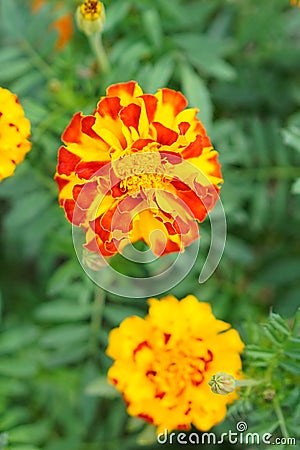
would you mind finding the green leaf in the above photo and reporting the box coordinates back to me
[279,360,300,375]
[0,358,38,378]
[47,261,80,296]
[173,33,235,80]
[142,55,175,93]
[245,346,274,361]
[35,300,92,323]
[0,326,39,355]
[8,421,50,445]
[180,64,213,130]
[142,9,163,48]
[282,125,300,152]
[40,324,90,349]
[46,345,89,367]
[85,377,120,399]
[105,0,131,32]
[0,59,32,83]
[292,178,300,194]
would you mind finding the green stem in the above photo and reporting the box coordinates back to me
[235,379,264,388]
[273,397,289,439]
[89,287,105,355]
[88,33,110,73]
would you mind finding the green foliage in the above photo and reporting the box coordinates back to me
[0,0,300,449]
[228,311,300,448]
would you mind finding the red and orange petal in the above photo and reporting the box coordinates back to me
[55,81,223,258]
[0,87,31,182]
[106,295,244,433]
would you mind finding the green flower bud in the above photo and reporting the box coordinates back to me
[208,372,236,395]
[76,0,106,36]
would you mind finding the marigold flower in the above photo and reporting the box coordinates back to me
[0,87,31,182]
[31,0,74,50]
[106,295,244,433]
[55,81,223,258]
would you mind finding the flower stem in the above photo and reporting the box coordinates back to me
[273,397,289,439]
[235,379,264,388]
[88,33,110,73]
[89,287,105,355]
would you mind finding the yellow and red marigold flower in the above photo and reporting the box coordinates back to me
[0,87,31,182]
[106,295,244,433]
[55,81,223,258]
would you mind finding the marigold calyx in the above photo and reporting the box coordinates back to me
[208,372,236,395]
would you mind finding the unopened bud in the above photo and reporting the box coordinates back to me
[208,372,236,395]
[76,0,106,36]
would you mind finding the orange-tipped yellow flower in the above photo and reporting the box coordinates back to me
[55,81,223,258]
[106,295,244,433]
[0,87,31,182]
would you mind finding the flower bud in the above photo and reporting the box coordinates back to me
[208,372,236,395]
[76,0,105,36]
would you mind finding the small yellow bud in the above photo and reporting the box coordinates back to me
[76,0,106,36]
[208,372,236,395]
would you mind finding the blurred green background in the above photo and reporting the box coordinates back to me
[0,0,300,449]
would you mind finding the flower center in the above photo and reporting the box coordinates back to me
[146,339,214,399]
[114,152,169,195]
[80,0,103,20]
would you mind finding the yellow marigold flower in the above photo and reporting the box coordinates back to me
[55,81,222,258]
[106,295,244,433]
[76,0,106,36]
[0,87,31,182]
